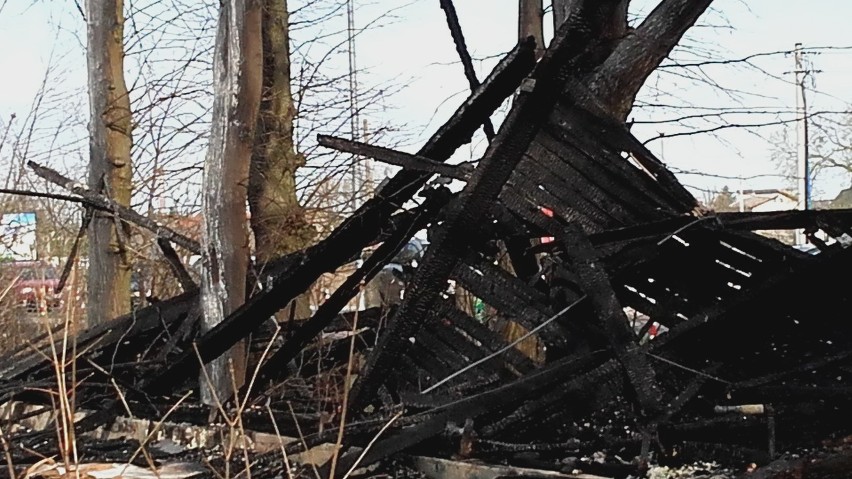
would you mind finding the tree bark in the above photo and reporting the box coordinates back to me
[552,0,712,121]
[249,1,314,265]
[85,0,133,326]
[519,0,544,59]
[249,0,315,319]
[200,0,262,405]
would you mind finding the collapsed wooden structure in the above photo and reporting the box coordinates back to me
[4,11,852,479]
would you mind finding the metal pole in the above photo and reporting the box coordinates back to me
[347,0,360,212]
[794,43,810,245]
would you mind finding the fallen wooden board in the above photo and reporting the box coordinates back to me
[409,456,610,479]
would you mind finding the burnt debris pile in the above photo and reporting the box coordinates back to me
[4,14,852,479]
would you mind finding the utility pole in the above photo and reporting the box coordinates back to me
[793,43,811,245]
[346,0,360,213]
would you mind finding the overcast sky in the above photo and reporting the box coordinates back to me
[1,0,851,205]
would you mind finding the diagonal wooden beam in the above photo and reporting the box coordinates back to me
[28,161,202,254]
[317,135,473,180]
[438,0,497,140]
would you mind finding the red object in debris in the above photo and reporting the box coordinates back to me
[540,207,555,244]
[648,321,660,339]
[0,261,62,313]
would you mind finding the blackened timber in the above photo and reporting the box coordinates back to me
[527,135,663,224]
[438,0,496,140]
[28,161,202,254]
[550,218,662,414]
[451,257,571,350]
[349,17,609,413]
[414,329,472,374]
[157,238,197,292]
[557,100,698,211]
[0,291,196,381]
[537,120,677,218]
[515,149,630,227]
[590,209,852,247]
[653,362,722,424]
[443,304,537,374]
[331,350,609,477]
[503,237,539,282]
[317,135,473,181]
[500,176,592,230]
[428,321,506,376]
[141,44,535,394]
[251,188,450,387]
[652,241,852,352]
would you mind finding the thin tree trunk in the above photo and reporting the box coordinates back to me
[249,0,315,318]
[200,0,262,405]
[85,0,133,327]
[519,0,544,59]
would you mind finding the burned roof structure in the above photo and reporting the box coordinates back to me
[4,3,852,479]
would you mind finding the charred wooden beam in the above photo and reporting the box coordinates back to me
[157,238,197,292]
[349,15,599,412]
[251,187,451,387]
[550,218,662,414]
[142,43,536,395]
[438,0,496,140]
[0,291,196,382]
[329,350,606,478]
[443,303,537,374]
[591,208,852,246]
[317,135,473,180]
[27,161,201,254]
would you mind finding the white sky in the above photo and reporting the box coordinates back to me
[1,0,851,206]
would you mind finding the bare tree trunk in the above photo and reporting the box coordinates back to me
[519,0,544,59]
[552,0,711,121]
[249,0,315,319]
[200,0,262,405]
[85,0,133,327]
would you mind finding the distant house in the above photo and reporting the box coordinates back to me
[725,189,799,245]
[830,187,852,209]
[728,189,798,213]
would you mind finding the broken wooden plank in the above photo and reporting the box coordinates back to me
[317,135,473,181]
[28,161,201,254]
[409,456,609,479]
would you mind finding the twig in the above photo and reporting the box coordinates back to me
[340,411,403,479]
[0,423,16,479]
[287,401,321,479]
[265,401,295,479]
[422,296,587,394]
[121,390,193,472]
[56,209,92,294]
[328,289,361,479]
